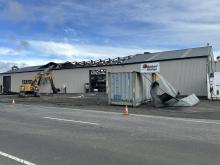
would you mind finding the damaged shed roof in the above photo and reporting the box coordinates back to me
[1,46,212,74]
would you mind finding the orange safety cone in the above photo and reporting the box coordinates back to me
[12,99,15,105]
[123,105,129,115]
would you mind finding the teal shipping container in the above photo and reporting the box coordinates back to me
[107,72,151,107]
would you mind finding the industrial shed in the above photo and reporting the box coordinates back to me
[0,46,214,97]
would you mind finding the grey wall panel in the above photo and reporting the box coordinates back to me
[214,61,220,72]
[0,75,3,86]
[159,58,207,96]
[52,68,89,93]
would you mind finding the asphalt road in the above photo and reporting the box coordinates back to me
[0,103,220,165]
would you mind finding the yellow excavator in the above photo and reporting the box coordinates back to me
[19,64,60,97]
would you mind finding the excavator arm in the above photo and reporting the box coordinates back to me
[48,75,60,94]
[34,66,60,94]
[19,63,60,97]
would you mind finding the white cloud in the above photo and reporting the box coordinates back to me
[0,61,27,73]
[0,58,66,73]
[1,0,220,59]
[0,47,13,55]
[1,0,220,45]
[0,47,21,55]
[29,41,76,58]
[1,0,220,31]
[0,39,160,73]
[28,40,158,61]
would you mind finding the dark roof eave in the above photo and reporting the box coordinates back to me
[0,69,44,75]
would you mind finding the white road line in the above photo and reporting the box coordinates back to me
[0,150,36,165]
[10,104,220,125]
[42,106,220,125]
[43,117,99,126]
[131,114,220,125]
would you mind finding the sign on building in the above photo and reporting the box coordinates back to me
[140,62,160,73]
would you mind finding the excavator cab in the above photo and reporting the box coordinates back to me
[19,80,40,97]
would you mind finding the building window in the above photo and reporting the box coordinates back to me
[89,69,106,92]
[22,80,32,84]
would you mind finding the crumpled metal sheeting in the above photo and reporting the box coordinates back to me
[150,73,200,107]
[172,94,200,107]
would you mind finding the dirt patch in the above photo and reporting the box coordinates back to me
[0,93,108,106]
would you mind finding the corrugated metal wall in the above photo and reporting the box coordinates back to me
[53,68,89,93]
[159,58,207,96]
[214,61,220,72]
[0,57,208,96]
[52,64,141,93]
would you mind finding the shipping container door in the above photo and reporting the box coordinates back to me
[3,76,11,93]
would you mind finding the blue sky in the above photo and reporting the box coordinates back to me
[0,0,220,72]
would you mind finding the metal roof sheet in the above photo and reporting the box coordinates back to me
[124,46,211,64]
[2,65,44,74]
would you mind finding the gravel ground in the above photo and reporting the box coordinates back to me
[0,93,220,120]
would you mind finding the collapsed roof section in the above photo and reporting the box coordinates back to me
[41,56,133,70]
[1,56,132,74]
[1,46,212,74]
[39,62,62,69]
